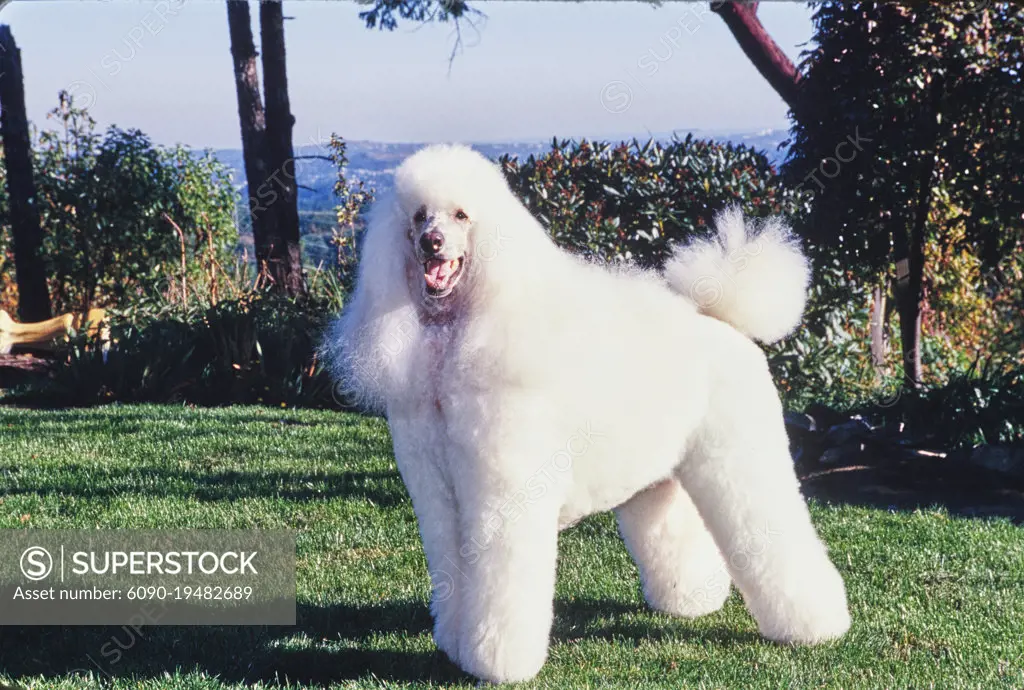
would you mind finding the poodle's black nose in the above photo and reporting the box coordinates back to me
[420,230,444,256]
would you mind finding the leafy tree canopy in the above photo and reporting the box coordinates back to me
[357,0,478,30]
[785,1,1024,270]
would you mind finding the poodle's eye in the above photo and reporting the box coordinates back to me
[454,209,468,221]
[413,207,427,224]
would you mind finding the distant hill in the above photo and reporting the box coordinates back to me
[215,129,789,212]
[214,140,557,216]
[214,129,790,266]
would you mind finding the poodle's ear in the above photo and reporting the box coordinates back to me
[348,195,411,316]
[322,194,419,413]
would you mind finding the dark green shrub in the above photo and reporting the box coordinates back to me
[18,292,339,409]
[0,91,239,315]
[500,136,804,267]
[859,358,1024,449]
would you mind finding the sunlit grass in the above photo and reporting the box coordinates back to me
[0,404,1022,688]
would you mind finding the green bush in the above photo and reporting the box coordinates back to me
[858,358,1024,449]
[500,136,804,267]
[18,292,340,409]
[0,91,239,315]
[766,260,879,410]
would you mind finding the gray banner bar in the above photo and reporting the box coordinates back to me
[0,530,296,625]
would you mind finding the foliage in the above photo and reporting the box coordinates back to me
[357,0,478,30]
[159,144,241,305]
[327,134,375,293]
[768,240,1024,413]
[857,357,1024,449]
[767,260,878,410]
[19,291,340,409]
[0,146,13,315]
[787,1,1024,267]
[784,2,1024,382]
[0,92,239,314]
[501,136,805,268]
[923,208,1024,368]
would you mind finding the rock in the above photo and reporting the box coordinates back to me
[823,416,873,448]
[965,445,1024,481]
[785,412,821,464]
[818,442,866,466]
[804,403,847,430]
[785,411,817,434]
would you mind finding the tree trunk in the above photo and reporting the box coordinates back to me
[0,25,51,323]
[260,0,305,296]
[711,2,803,117]
[892,255,922,389]
[894,74,943,390]
[227,0,303,296]
[893,158,934,390]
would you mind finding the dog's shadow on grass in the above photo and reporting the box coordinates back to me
[0,598,754,686]
[0,601,454,686]
[552,598,760,647]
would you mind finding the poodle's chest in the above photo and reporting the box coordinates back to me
[417,329,458,378]
[410,326,492,385]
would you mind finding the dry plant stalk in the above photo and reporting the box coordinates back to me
[161,212,188,306]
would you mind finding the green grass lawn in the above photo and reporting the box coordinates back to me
[1,404,1023,689]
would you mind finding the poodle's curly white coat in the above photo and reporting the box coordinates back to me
[324,145,850,683]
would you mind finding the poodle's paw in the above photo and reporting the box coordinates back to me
[433,615,460,664]
[430,582,461,663]
[644,573,731,619]
[457,617,550,684]
[753,562,851,645]
[641,555,731,619]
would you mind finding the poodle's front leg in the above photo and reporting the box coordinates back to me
[454,467,561,684]
[389,416,464,663]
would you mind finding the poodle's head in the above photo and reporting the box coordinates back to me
[330,145,547,409]
[380,144,527,314]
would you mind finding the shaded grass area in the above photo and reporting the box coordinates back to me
[0,405,1023,688]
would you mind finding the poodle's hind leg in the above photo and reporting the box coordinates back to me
[616,478,731,618]
[676,379,851,645]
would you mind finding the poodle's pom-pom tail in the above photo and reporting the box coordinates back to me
[664,207,810,344]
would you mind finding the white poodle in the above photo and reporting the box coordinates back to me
[324,145,850,683]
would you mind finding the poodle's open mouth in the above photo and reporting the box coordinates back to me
[424,257,465,297]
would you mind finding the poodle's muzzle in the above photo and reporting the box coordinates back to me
[416,228,466,299]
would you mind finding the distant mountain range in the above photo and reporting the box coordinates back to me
[213,128,791,265]
[214,128,791,214]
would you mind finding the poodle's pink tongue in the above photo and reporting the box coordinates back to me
[424,258,458,290]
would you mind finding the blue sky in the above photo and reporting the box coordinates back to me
[2,1,813,149]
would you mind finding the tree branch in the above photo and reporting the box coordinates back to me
[711,1,803,115]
